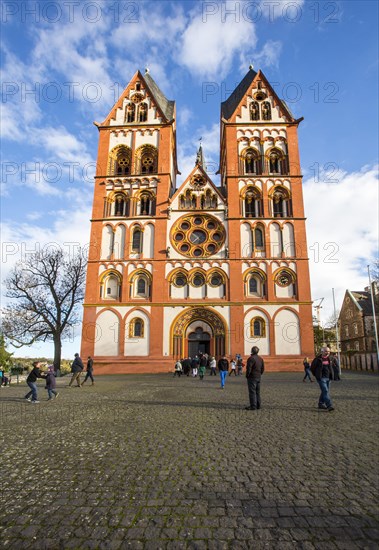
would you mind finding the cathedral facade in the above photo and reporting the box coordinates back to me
[81,68,314,373]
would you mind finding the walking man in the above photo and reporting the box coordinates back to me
[218,354,229,389]
[68,353,84,387]
[81,356,95,386]
[311,347,334,411]
[24,361,46,403]
[245,346,264,410]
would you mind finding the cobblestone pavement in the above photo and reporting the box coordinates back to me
[0,371,378,550]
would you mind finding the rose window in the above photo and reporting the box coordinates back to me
[170,214,225,258]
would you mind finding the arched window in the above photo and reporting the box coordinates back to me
[108,146,131,177]
[130,271,151,299]
[250,101,260,121]
[180,190,197,210]
[252,226,265,253]
[100,271,122,300]
[126,103,135,123]
[139,103,148,122]
[138,193,155,216]
[251,317,266,337]
[137,278,146,295]
[245,271,266,298]
[113,193,129,217]
[131,227,143,253]
[243,148,261,175]
[268,149,287,175]
[129,317,144,338]
[261,101,271,121]
[244,187,263,218]
[272,187,292,217]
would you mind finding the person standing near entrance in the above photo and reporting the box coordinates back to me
[245,346,265,410]
[199,353,207,380]
[218,354,229,389]
[209,356,217,376]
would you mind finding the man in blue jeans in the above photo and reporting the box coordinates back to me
[217,354,229,389]
[311,347,334,411]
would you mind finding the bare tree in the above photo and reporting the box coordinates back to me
[2,248,86,370]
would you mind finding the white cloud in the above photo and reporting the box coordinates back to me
[178,5,258,79]
[304,164,378,320]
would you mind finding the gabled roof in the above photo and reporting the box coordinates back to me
[221,67,257,120]
[350,291,375,317]
[143,72,175,121]
[221,68,296,122]
[171,164,226,205]
[99,70,175,126]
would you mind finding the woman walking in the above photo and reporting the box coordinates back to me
[303,357,313,382]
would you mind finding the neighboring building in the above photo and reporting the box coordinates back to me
[80,68,314,373]
[338,286,379,353]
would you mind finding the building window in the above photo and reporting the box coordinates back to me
[250,317,266,337]
[126,103,135,123]
[253,226,264,251]
[243,148,261,175]
[137,278,146,295]
[344,325,349,337]
[245,271,265,298]
[113,193,129,217]
[131,227,143,253]
[130,271,151,299]
[353,322,358,335]
[261,101,271,121]
[137,193,156,216]
[267,148,288,175]
[100,272,121,300]
[354,341,359,351]
[135,145,158,175]
[192,273,205,287]
[250,101,260,121]
[173,273,187,287]
[129,317,144,338]
[139,103,148,122]
[244,187,263,218]
[271,187,292,217]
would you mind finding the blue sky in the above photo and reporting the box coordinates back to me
[1,0,378,359]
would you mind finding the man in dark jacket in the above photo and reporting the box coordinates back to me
[245,346,265,410]
[217,354,229,389]
[81,356,95,386]
[24,361,46,403]
[68,353,84,387]
[311,347,334,411]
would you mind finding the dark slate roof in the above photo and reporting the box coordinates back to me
[144,72,175,121]
[351,291,375,316]
[221,68,257,120]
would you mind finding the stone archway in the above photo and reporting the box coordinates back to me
[171,307,226,359]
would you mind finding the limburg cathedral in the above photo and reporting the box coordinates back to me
[81,68,314,373]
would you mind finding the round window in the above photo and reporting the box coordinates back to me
[175,275,186,287]
[193,275,205,287]
[210,274,222,287]
[189,230,207,245]
[170,215,225,258]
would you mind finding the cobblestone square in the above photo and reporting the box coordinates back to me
[1,371,378,549]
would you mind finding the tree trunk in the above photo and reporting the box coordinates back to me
[53,334,62,371]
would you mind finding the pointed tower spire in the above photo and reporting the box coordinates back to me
[196,138,204,167]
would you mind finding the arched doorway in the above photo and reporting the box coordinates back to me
[171,307,226,359]
[187,326,211,358]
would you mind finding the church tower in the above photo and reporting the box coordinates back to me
[219,67,314,367]
[81,68,314,372]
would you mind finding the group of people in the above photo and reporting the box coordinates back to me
[174,345,341,412]
[174,353,245,380]
[23,354,95,403]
